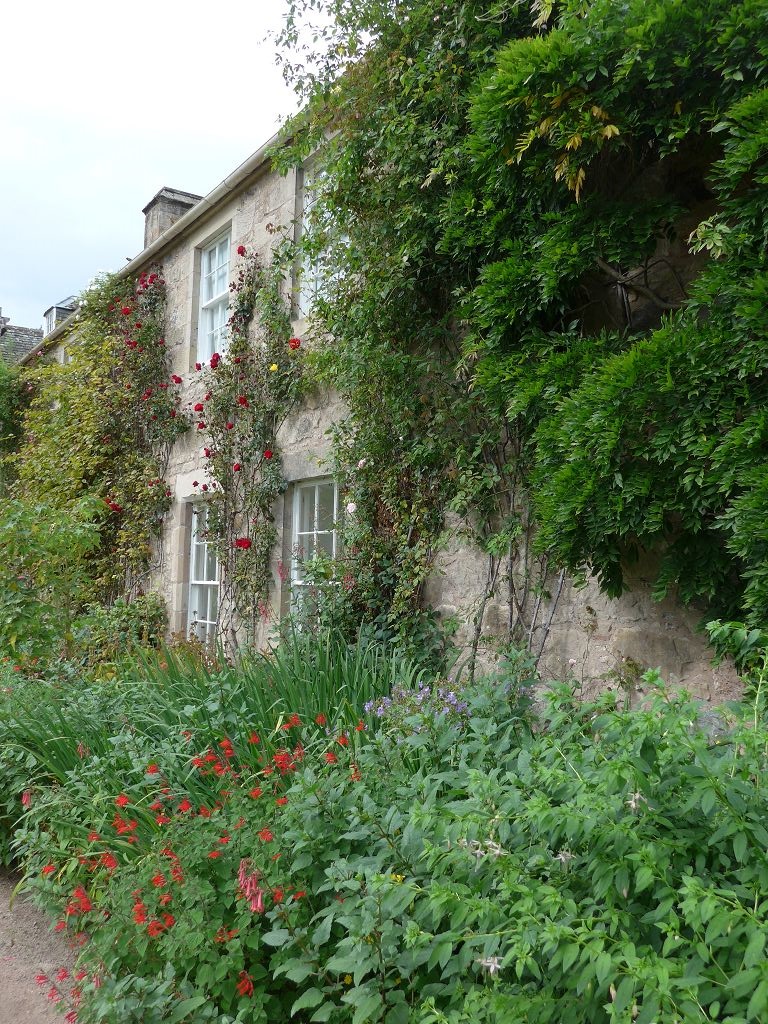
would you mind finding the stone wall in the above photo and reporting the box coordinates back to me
[72,143,742,701]
[424,526,742,702]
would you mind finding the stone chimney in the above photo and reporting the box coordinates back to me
[142,187,202,249]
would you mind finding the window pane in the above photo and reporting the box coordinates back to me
[208,586,218,624]
[317,531,334,559]
[298,486,316,534]
[317,483,336,531]
[294,534,316,562]
[206,544,218,582]
[190,583,206,624]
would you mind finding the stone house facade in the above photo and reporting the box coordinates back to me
[36,130,740,703]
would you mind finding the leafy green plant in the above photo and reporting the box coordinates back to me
[12,268,187,604]
[0,495,103,661]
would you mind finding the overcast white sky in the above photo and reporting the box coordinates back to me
[1,0,303,330]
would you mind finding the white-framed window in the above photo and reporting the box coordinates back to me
[297,167,347,318]
[298,167,323,317]
[188,504,219,642]
[291,479,342,588]
[198,232,230,362]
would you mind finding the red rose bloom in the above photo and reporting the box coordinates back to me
[237,244,247,256]
[226,422,234,430]
[121,307,132,316]
[263,449,273,459]
[233,462,241,471]
[234,538,252,550]
[193,402,204,412]
[288,337,301,350]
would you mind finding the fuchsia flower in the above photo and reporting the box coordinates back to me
[238,858,265,913]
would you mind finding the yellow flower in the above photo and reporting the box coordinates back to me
[269,363,278,372]
[390,873,405,883]
[343,975,353,985]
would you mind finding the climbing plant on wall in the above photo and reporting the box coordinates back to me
[190,246,305,647]
[11,269,188,603]
[272,0,768,664]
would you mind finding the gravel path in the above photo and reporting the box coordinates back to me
[0,872,75,1023]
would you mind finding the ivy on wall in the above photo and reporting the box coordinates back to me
[10,269,187,603]
[270,0,768,666]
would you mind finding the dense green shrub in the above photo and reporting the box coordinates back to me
[0,495,103,663]
[71,593,167,671]
[275,0,768,645]
[6,648,768,1023]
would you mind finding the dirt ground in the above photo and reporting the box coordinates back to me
[0,872,75,1024]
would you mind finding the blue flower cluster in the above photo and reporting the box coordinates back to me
[364,680,469,731]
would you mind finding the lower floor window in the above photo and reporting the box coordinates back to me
[291,479,341,591]
[189,504,219,641]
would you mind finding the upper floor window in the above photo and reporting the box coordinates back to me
[198,232,230,361]
[296,167,347,319]
[297,168,322,317]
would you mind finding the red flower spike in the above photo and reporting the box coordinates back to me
[315,713,327,726]
[257,828,273,843]
[42,864,56,876]
[236,971,254,997]
[115,794,129,808]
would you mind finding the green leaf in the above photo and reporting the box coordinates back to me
[292,988,325,1015]
[744,930,765,969]
[312,913,334,946]
[167,996,209,1023]
[353,993,385,1024]
[262,928,291,946]
[748,979,768,1020]
[310,1006,334,1023]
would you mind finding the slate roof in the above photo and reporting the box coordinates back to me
[0,320,43,364]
